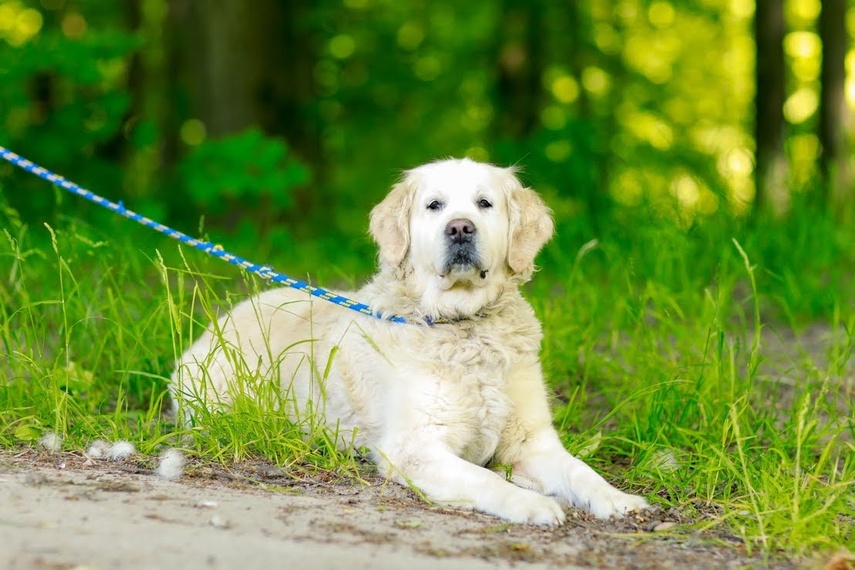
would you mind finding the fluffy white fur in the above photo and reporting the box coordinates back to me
[39,432,62,453]
[157,448,186,481]
[86,439,111,459]
[106,440,136,461]
[170,158,649,524]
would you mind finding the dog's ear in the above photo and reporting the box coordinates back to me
[369,175,415,268]
[506,172,554,277]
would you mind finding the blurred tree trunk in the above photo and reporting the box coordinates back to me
[167,0,321,205]
[818,0,850,214]
[494,0,544,139]
[566,0,612,224]
[171,0,318,153]
[754,0,788,216]
[122,0,168,200]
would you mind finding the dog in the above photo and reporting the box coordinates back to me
[170,157,649,524]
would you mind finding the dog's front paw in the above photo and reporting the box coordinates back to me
[587,489,650,519]
[498,489,566,526]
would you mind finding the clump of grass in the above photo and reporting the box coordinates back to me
[0,198,852,557]
[539,215,853,555]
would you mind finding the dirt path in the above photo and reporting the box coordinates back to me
[0,450,803,570]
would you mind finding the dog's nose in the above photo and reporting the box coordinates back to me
[445,218,476,243]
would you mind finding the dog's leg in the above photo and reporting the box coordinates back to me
[500,359,650,519]
[376,442,566,525]
[508,430,649,518]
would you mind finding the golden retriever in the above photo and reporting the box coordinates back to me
[170,158,649,524]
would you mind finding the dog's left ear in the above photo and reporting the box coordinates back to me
[369,175,415,268]
[506,171,554,277]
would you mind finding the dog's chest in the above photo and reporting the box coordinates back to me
[427,331,515,465]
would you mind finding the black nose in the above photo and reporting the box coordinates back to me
[445,218,476,243]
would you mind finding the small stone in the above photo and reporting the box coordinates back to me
[653,521,678,532]
[25,472,50,486]
[209,515,230,529]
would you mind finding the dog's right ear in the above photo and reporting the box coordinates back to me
[369,175,414,268]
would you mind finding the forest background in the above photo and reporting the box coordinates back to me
[2,0,853,248]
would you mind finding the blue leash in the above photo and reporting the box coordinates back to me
[0,146,410,324]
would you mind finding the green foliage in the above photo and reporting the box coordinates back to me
[177,128,309,242]
[1,0,850,232]
[0,1,138,219]
[180,128,309,211]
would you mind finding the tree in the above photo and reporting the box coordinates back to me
[754,0,788,216]
[494,0,545,140]
[165,0,321,217]
[818,0,850,212]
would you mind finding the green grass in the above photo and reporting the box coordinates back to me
[0,198,852,558]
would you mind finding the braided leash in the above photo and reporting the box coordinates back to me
[0,146,410,324]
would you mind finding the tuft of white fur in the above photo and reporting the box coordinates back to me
[106,440,136,461]
[157,448,186,481]
[38,432,63,453]
[86,439,111,459]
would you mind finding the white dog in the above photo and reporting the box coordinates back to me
[171,158,649,524]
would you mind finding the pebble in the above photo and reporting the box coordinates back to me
[24,472,50,486]
[209,515,230,529]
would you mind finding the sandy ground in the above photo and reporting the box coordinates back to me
[0,450,811,570]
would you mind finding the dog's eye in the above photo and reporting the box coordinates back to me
[478,198,493,209]
[427,200,443,211]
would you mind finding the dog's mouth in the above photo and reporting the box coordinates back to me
[440,243,487,282]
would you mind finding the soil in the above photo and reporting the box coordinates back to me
[0,449,818,570]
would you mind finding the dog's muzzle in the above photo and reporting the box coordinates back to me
[443,218,482,274]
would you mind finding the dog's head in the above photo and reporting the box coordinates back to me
[369,158,553,315]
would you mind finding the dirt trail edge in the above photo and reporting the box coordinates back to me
[1,450,793,570]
